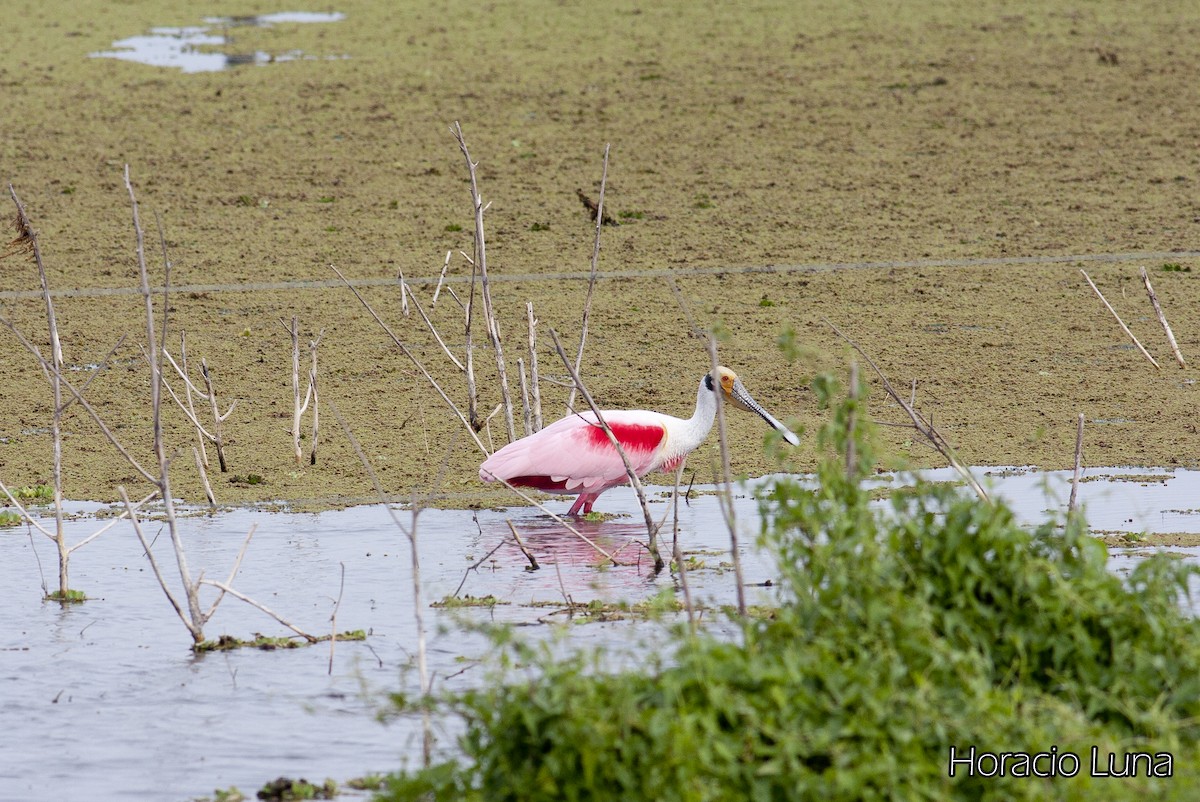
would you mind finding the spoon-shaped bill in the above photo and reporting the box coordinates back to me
[728,378,801,446]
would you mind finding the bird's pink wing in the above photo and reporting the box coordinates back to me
[480,411,667,491]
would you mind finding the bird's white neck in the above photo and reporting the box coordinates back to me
[675,374,718,454]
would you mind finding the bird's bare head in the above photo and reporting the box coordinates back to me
[707,365,801,446]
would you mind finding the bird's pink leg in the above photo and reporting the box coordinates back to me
[566,492,600,517]
[567,495,587,516]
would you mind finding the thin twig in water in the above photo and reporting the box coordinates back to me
[452,540,507,597]
[330,401,432,765]
[198,579,318,642]
[704,335,746,616]
[548,327,663,572]
[670,460,696,632]
[824,318,990,503]
[1069,413,1084,514]
[507,520,540,570]
[329,562,346,675]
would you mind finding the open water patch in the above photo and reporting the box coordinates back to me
[2,466,1199,799]
[89,12,347,73]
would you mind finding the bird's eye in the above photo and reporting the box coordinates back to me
[721,375,733,388]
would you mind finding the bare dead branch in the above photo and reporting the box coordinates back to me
[330,264,489,454]
[1069,413,1084,514]
[548,326,662,572]
[198,579,318,642]
[824,317,990,503]
[526,302,543,431]
[507,520,540,570]
[431,250,452,309]
[1080,269,1160,369]
[704,335,745,616]
[566,144,610,414]
[1140,267,1185,368]
[452,121,516,442]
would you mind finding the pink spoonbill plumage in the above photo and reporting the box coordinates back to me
[479,366,800,516]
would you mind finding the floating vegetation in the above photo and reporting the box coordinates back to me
[194,630,365,652]
[255,776,337,801]
[11,484,54,503]
[432,594,508,609]
[45,588,87,603]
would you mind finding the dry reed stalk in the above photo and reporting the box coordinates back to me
[1069,413,1084,514]
[127,164,207,639]
[329,562,346,675]
[1140,267,1185,368]
[704,335,746,616]
[161,335,237,472]
[331,264,489,454]
[431,250,452,309]
[443,284,465,311]
[7,185,70,593]
[670,460,696,631]
[0,316,158,484]
[463,252,481,431]
[124,167,305,646]
[527,302,543,431]
[178,333,206,465]
[201,360,233,471]
[308,332,321,465]
[406,282,465,371]
[280,316,314,466]
[548,327,663,573]
[330,401,432,765]
[825,318,990,503]
[518,357,532,436]
[398,267,410,317]
[507,520,540,570]
[453,121,516,442]
[158,348,235,473]
[565,144,610,415]
[198,578,318,642]
[846,361,859,481]
[193,446,216,507]
[1080,269,1160,369]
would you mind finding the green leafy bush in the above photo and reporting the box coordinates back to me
[378,372,1200,801]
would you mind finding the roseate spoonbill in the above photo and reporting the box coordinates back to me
[479,366,800,516]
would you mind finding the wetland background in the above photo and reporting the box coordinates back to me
[2,0,1199,507]
[4,1,1200,800]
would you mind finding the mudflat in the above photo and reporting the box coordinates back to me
[1,0,1198,508]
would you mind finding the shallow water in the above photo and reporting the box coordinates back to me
[2,466,1199,801]
[89,12,346,73]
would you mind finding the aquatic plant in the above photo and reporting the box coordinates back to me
[377,369,1200,801]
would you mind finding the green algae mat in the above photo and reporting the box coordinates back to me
[1,0,1199,507]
